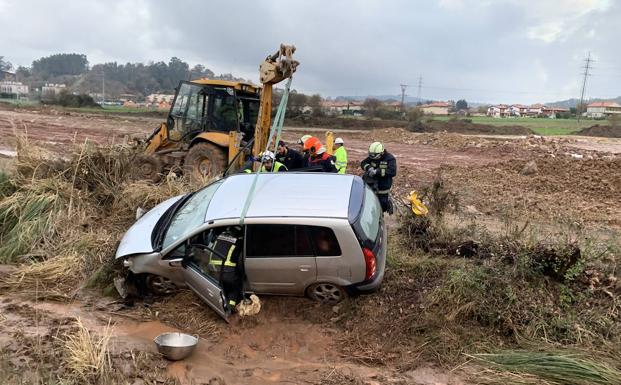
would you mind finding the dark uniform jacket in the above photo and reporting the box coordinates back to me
[360,151,397,192]
[309,152,338,173]
[276,148,305,170]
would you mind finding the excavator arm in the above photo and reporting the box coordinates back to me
[252,44,299,158]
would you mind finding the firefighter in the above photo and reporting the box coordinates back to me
[304,137,337,173]
[333,137,348,174]
[260,151,288,172]
[209,226,244,310]
[276,140,305,170]
[297,135,313,167]
[360,142,397,213]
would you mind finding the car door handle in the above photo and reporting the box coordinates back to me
[299,264,311,272]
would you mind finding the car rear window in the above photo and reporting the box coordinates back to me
[353,186,381,246]
[309,226,341,256]
[245,225,341,257]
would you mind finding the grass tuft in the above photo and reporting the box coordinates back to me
[470,351,621,385]
[63,317,113,382]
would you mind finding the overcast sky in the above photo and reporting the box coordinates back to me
[1,0,619,103]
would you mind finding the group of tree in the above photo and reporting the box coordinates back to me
[8,53,247,98]
[0,56,12,71]
[273,89,323,117]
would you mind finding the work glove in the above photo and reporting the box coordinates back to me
[366,167,378,177]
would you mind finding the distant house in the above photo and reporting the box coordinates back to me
[586,102,621,118]
[420,102,450,115]
[0,81,28,96]
[487,103,569,118]
[487,104,509,118]
[541,106,569,118]
[509,104,528,116]
[321,100,364,116]
[41,83,66,100]
[146,93,174,105]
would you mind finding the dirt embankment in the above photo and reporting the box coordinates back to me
[0,103,157,153]
[576,124,621,138]
[441,157,621,226]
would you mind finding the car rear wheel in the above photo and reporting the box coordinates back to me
[306,282,346,304]
[144,274,178,295]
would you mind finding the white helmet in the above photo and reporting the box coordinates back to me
[261,151,275,162]
[334,137,344,144]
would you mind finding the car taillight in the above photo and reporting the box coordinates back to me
[362,247,376,280]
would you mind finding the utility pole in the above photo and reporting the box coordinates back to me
[417,75,423,104]
[577,52,593,122]
[101,71,105,105]
[400,84,408,114]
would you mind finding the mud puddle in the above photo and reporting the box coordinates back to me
[0,293,465,384]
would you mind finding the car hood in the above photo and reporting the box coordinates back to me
[115,195,185,259]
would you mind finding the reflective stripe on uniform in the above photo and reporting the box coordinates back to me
[334,146,347,174]
[377,189,391,194]
[260,161,287,172]
[208,243,237,267]
[379,162,387,177]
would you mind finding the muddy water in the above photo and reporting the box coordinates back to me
[1,293,466,384]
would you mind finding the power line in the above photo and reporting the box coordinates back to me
[577,52,594,121]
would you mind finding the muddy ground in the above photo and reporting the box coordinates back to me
[1,104,621,384]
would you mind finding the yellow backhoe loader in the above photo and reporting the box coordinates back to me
[135,44,304,182]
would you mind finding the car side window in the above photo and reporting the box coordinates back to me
[245,225,313,257]
[308,226,342,256]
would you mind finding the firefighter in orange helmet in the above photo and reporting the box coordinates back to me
[303,137,337,173]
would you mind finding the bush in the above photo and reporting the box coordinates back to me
[47,90,101,108]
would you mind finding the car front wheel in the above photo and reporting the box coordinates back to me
[144,274,178,295]
[306,282,346,304]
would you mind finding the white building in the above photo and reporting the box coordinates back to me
[0,81,29,96]
[586,102,621,118]
[41,83,66,100]
[487,104,509,118]
[146,93,175,104]
[321,100,364,116]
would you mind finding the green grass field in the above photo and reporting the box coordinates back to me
[0,98,39,107]
[432,115,605,135]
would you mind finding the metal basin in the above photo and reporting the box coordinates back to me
[154,332,198,361]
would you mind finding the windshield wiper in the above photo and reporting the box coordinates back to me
[151,192,195,250]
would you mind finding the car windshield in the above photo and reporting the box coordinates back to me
[161,180,223,249]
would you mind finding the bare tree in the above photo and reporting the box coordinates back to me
[363,98,382,117]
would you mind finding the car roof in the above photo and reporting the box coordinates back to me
[205,173,355,222]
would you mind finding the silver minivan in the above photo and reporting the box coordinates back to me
[115,173,386,320]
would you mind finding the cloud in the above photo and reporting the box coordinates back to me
[1,0,619,103]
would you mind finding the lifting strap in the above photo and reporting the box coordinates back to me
[239,77,293,225]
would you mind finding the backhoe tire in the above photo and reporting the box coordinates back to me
[183,142,228,182]
[132,155,163,183]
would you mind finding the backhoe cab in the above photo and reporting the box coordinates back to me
[136,45,299,182]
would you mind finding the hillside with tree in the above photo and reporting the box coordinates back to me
[8,53,249,99]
